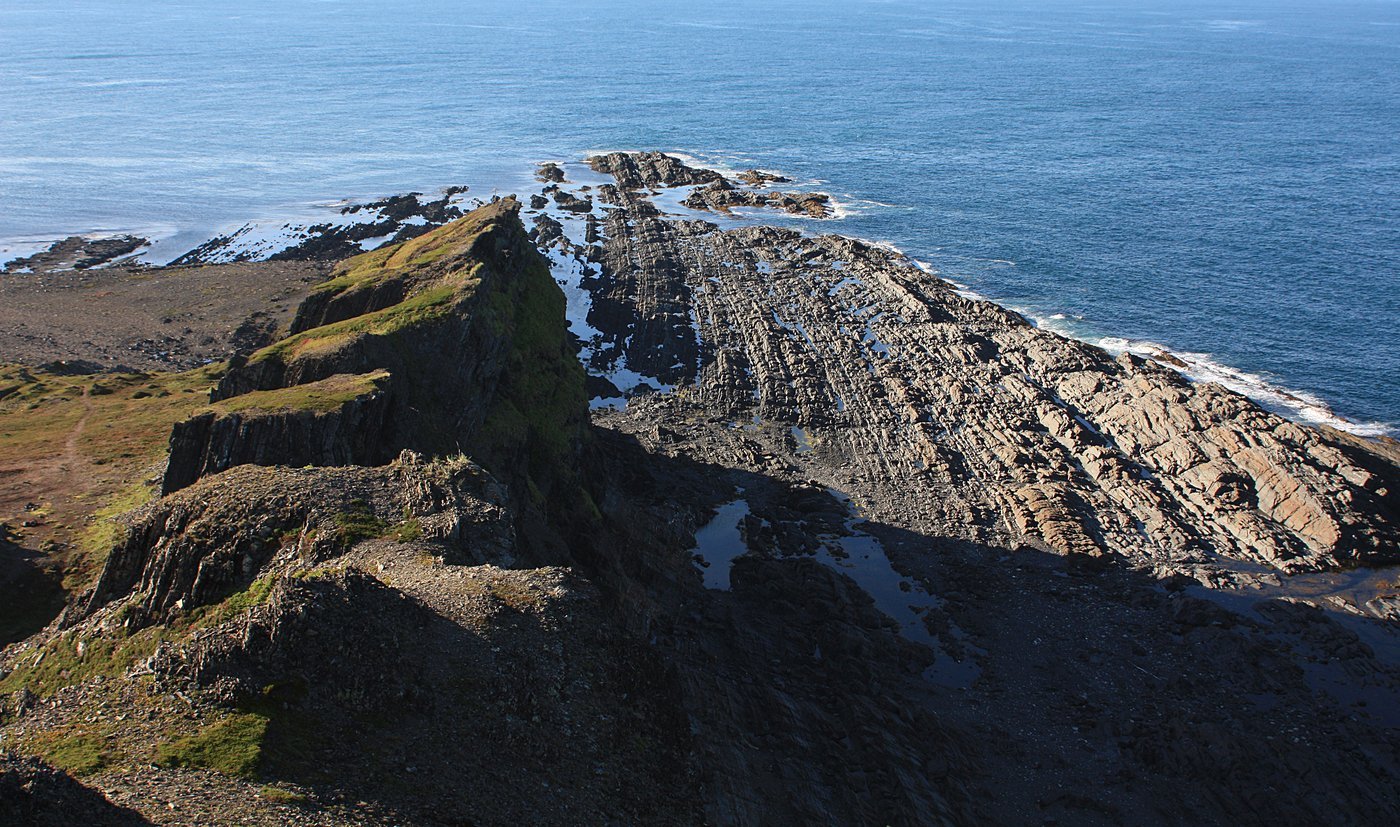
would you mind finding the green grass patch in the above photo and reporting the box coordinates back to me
[259,785,309,805]
[292,564,347,581]
[325,505,427,549]
[29,727,115,776]
[0,625,166,697]
[248,281,468,367]
[331,502,391,547]
[76,479,157,580]
[186,573,279,630]
[155,710,268,778]
[0,362,223,594]
[2,574,281,697]
[210,370,390,416]
[249,202,521,368]
[391,518,423,543]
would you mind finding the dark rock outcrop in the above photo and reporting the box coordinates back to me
[535,162,566,183]
[552,189,592,213]
[167,199,590,523]
[737,169,789,187]
[683,180,831,217]
[563,154,1400,578]
[586,151,722,190]
[161,370,394,495]
[95,452,513,623]
[6,151,1400,826]
[2,235,148,274]
[170,188,473,266]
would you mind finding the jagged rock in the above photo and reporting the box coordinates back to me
[552,190,592,213]
[572,155,1400,576]
[161,370,395,494]
[5,151,1399,827]
[535,162,566,183]
[586,151,722,190]
[95,453,514,622]
[1,236,148,274]
[737,169,789,187]
[170,189,472,266]
[682,181,831,218]
[529,213,565,248]
[171,200,590,527]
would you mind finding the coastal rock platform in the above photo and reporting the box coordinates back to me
[1,154,1397,825]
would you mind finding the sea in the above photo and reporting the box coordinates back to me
[1,0,1396,435]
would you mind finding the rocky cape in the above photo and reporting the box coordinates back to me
[1,153,1398,826]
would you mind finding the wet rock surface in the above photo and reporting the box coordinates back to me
[2,235,150,275]
[535,162,566,183]
[535,152,1400,823]
[171,189,474,266]
[682,179,831,217]
[554,154,1399,580]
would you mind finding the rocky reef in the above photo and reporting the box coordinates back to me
[552,153,1399,583]
[1,236,149,275]
[2,153,1399,825]
[170,189,474,266]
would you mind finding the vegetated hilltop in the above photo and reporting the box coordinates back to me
[2,157,1399,826]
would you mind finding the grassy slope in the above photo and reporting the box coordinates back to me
[0,364,223,613]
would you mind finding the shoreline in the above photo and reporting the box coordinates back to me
[933,271,1397,440]
[1,153,1393,440]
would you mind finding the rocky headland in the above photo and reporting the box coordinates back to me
[1,152,1398,825]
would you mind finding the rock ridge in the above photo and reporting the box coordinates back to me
[163,199,590,527]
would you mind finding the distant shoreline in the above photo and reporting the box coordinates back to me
[2,154,1394,440]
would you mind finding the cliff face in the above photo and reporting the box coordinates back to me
[0,198,697,823]
[161,371,394,494]
[94,453,515,623]
[161,199,590,527]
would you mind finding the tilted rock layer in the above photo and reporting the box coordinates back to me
[554,154,1398,582]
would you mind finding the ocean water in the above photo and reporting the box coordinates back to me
[1,0,1396,433]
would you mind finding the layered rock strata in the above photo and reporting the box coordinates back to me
[545,154,1399,583]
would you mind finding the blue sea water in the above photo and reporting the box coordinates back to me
[1,0,1397,432]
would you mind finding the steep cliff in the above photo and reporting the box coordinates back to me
[161,199,590,538]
